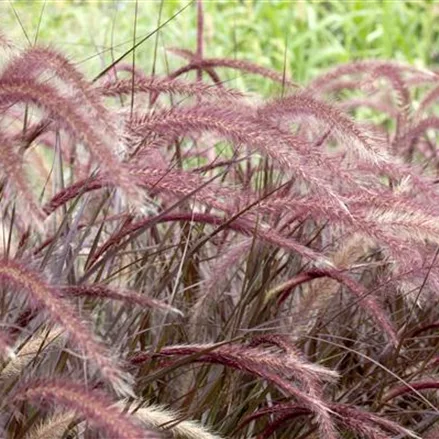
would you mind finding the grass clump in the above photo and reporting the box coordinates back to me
[2,1,439,438]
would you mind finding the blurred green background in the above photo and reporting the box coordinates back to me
[2,0,438,86]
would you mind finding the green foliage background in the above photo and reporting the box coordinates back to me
[2,1,438,85]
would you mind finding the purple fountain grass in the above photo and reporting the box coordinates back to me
[0,131,47,228]
[131,342,339,439]
[383,379,439,402]
[127,103,310,169]
[126,105,361,190]
[274,266,398,345]
[0,32,14,51]
[360,64,411,116]
[24,411,76,439]
[241,402,419,439]
[195,0,204,83]
[4,115,79,174]
[13,118,53,147]
[135,338,339,390]
[167,47,197,61]
[315,78,361,95]
[403,116,439,145]
[94,210,328,267]
[258,91,393,166]
[417,83,439,115]
[42,171,331,265]
[339,96,400,119]
[257,90,439,203]
[203,185,438,273]
[0,258,134,396]
[346,158,439,213]
[1,46,120,164]
[0,330,14,360]
[127,104,361,210]
[0,327,65,382]
[44,162,247,217]
[60,284,183,316]
[124,401,223,439]
[308,60,436,93]
[425,424,439,439]
[410,321,439,337]
[0,76,140,206]
[189,238,253,337]
[97,75,244,101]
[39,156,439,308]
[328,405,419,439]
[412,137,438,161]
[89,214,253,266]
[39,170,426,345]
[265,190,439,256]
[104,62,149,80]
[2,46,115,131]
[43,177,105,216]
[248,334,339,385]
[236,403,311,434]
[11,378,160,439]
[2,8,439,437]
[168,53,298,88]
[167,48,223,86]
[269,270,327,305]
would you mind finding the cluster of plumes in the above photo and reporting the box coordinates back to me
[3,1,439,437]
